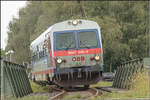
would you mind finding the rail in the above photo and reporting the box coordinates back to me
[0,60,32,100]
[113,58,144,89]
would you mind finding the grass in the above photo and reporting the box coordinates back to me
[91,70,150,99]
[64,70,149,100]
[30,81,50,92]
[8,81,50,100]
[8,70,150,100]
[8,96,49,100]
[91,81,113,87]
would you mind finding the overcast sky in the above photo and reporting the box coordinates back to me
[1,1,27,50]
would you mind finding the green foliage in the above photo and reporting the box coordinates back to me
[92,70,150,99]
[0,49,6,58]
[6,1,149,71]
[91,81,113,87]
[30,81,49,92]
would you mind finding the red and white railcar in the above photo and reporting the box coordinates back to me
[30,19,104,87]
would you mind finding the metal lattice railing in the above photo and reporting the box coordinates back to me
[0,60,32,100]
[112,58,144,89]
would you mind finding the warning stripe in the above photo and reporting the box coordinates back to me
[54,48,102,56]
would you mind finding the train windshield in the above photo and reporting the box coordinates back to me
[78,31,98,48]
[56,32,76,50]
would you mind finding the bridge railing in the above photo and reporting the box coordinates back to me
[0,59,32,100]
[112,58,144,89]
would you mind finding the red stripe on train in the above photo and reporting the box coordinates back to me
[32,69,53,75]
[54,48,102,56]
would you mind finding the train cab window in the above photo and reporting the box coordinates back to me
[55,32,76,50]
[78,31,98,48]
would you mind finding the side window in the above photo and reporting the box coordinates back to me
[42,50,45,57]
[44,39,48,56]
[43,46,47,57]
[32,52,34,61]
[32,51,36,61]
[35,52,38,60]
[48,37,51,49]
[32,47,36,61]
[32,41,48,61]
[37,45,39,52]
[39,51,42,58]
[32,46,42,61]
[37,41,47,59]
[39,43,42,59]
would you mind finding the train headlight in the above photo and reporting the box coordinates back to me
[72,20,78,25]
[95,55,100,61]
[57,58,62,64]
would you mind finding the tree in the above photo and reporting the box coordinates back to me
[5,1,149,71]
[0,49,6,58]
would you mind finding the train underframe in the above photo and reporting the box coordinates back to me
[53,65,102,87]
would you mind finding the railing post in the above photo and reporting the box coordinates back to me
[1,60,6,100]
[113,65,119,88]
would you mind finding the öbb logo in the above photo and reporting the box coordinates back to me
[72,56,85,62]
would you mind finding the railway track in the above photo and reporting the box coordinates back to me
[87,88,102,98]
[50,90,67,100]
[49,86,112,100]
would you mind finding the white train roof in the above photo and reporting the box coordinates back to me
[30,26,53,48]
[52,19,100,32]
[30,19,100,48]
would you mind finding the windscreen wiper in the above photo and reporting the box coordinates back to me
[65,41,74,50]
[79,40,90,49]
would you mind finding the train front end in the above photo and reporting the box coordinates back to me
[53,20,103,87]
